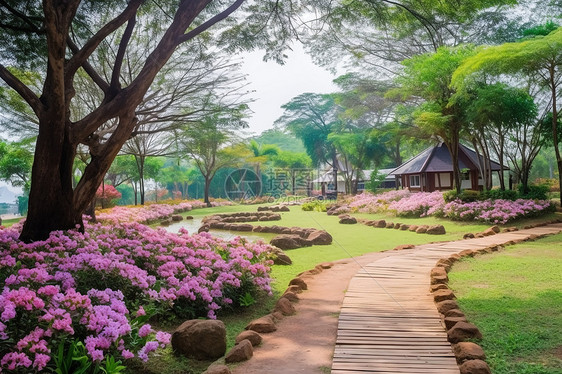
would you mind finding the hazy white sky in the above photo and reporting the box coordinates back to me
[240,44,339,135]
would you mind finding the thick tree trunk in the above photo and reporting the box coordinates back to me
[204,176,211,207]
[20,128,79,242]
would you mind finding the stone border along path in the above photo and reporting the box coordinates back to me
[331,222,562,374]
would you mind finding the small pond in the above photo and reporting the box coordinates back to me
[162,217,268,242]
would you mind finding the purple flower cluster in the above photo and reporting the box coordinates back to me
[95,202,194,224]
[0,221,272,371]
[387,191,445,217]
[442,198,553,224]
[348,190,412,213]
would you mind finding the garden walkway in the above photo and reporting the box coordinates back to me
[331,223,562,374]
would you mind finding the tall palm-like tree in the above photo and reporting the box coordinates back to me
[247,139,280,177]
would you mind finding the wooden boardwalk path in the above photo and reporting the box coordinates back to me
[332,224,562,374]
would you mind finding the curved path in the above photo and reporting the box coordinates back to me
[232,223,562,374]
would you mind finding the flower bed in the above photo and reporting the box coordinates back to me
[95,202,193,224]
[345,191,552,223]
[0,222,272,372]
[348,190,411,213]
[441,198,554,224]
[94,199,233,224]
[387,191,445,217]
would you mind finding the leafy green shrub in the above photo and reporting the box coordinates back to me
[518,184,549,200]
[443,190,459,202]
[481,188,518,201]
[444,189,481,202]
[301,200,327,212]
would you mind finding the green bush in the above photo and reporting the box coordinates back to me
[481,188,518,201]
[518,184,549,200]
[444,189,481,202]
[301,200,327,212]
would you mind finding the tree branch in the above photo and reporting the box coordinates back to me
[0,64,42,117]
[110,16,137,96]
[66,0,143,78]
[66,38,110,93]
[178,0,246,43]
[0,0,43,33]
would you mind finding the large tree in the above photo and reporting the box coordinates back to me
[453,27,562,201]
[394,45,477,193]
[0,0,302,241]
[275,93,342,169]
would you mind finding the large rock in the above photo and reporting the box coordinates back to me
[430,284,449,292]
[374,220,386,228]
[289,277,308,290]
[245,315,277,333]
[416,226,428,233]
[339,216,358,224]
[447,322,483,343]
[444,316,467,330]
[270,248,292,265]
[202,365,231,374]
[270,234,309,250]
[172,320,226,360]
[282,291,299,302]
[436,299,460,314]
[431,267,448,278]
[394,244,415,250]
[453,342,486,363]
[426,224,446,235]
[225,339,253,363]
[307,230,333,245]
[433,289,455,303]
[481,227,497,236]
[459,359,491,374]
[444,308,465,318]
[235,330,262,347]
[275,297,296,316]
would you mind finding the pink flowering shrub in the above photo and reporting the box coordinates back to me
[442,198,553,224]
[345,190,552,223]
[0,222,272,372]
[94,200,233,225]
[95,185,122,209]
[95,202,193,224]
[387,191,445,217]
[347,190,411,213]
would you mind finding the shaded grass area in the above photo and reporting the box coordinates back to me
[1,217,22,227]
[448,234,562,374]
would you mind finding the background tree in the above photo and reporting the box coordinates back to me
[0,141,33,193]
[246,139,280,178]
[160,160,199,200]
[276,93,342,170]
[177,106,248,206]
[394,45,477,193]
[271,151,312,195]
[463,83,538,190]
[453,27,562,202]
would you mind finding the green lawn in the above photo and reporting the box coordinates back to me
[448,235,562,374]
